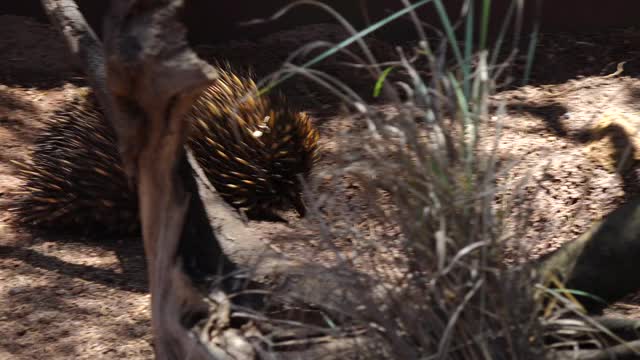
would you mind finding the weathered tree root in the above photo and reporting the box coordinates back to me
[536,198,640,314]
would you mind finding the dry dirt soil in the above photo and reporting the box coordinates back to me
[2,14,640,359]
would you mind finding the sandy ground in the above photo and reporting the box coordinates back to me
[2,14,640,359]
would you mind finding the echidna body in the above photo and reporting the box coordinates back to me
[189,70,318,218]
[11,96,138,234]
[11,67,319,234]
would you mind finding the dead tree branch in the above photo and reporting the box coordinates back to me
[39,1,257,359]
[40,0,110,114]
[101,1,231,357]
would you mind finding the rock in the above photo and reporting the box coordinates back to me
[8,286,28,296]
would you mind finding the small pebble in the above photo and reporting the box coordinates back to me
[8,287,28,296]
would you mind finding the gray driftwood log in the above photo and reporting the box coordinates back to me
[40,0,253,358]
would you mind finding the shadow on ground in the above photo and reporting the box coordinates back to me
[0,239,147,294]
[507,99,640,202]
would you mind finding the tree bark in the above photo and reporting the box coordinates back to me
[102,2,254,358]
[40,0,111,117]
[40,1,254,359]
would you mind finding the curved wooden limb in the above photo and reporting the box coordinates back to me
[39,1,255,359]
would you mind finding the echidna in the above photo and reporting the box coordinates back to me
[10,66,319,235]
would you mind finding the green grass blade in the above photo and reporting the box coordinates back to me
[259,0,435,95]
[373,66,395,98]
[479,0,491,50]
[433,0,465,76]
[549,289,608,307]
[522,19,539,86]
[448,73,474,170]
[463,0,474,97]
[488,0,516,70]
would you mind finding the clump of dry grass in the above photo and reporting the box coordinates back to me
[250,1,630,358]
